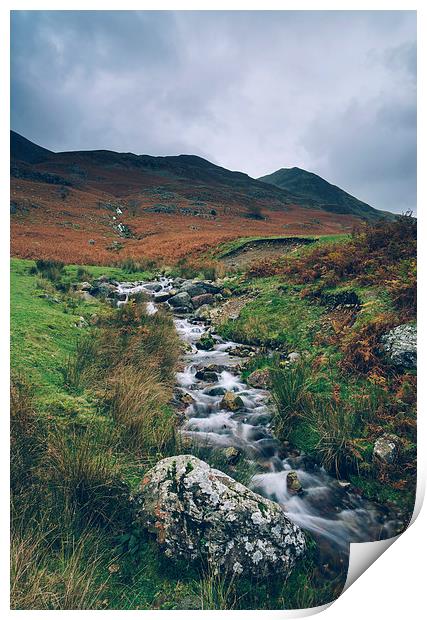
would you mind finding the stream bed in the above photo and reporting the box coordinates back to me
[117,277,404,577]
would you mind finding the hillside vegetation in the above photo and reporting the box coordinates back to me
[216,214,416,511]
[11,131,384,265]
[11,258,328,610]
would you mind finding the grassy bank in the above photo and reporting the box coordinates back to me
[11,258,338,610]
[215,215,416,516]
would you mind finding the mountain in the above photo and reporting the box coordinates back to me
[10,131,389,265]
[259,167,391,220]
[10,130,54,164]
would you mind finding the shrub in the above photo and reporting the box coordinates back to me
[34,259,65,282]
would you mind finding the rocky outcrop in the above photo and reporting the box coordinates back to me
[381,324,417,370]
[133,455,306,577]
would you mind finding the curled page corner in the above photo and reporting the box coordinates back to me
[344,477,425,593]
[344,536,399,592]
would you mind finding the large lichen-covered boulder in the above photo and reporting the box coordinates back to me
[381,324,417,369]
[133,455,306,577]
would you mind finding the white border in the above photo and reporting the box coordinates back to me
[1,2,425,618]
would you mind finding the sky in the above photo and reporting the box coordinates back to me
[11,10,416,213]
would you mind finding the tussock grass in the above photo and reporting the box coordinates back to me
[11,523,111,610]
[109,364,177,454]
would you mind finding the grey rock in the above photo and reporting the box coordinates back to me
[154,291,172,303]
[381,324,417,369]
[134,455,306,577]
[192,293,215,308]
[75,290,97,302]
[144,283,162,293]
[373,434,401,466]
[75,316,88,328]
[195,369,218,382]
[76,281,92,291]
[181,283,209,298]
[288,352,301,364]
[168,292,193,309]
[247,368,271,389]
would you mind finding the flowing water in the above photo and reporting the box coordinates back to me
[117,277,403,574]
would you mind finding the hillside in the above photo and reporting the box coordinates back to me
[11,132,386,265]
[259,167,392,220]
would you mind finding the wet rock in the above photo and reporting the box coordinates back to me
[247,368,271,389]
[381,324,417,370]
[90,281,116,298]
[144,282,162,293]
[337,480,351,489]
[196,334,216,351]
[195,369,218,382]
[155,291,172,303]
[288,352,301,363]
[196,363,227,373]
[181,283,209,298]
[168,292,193,310]
[223,446,241,465]
[221,391,244,411]
[134,455,306,577]
[205,386,227,396]
[373,434,401,466]
[192,293,215,309]
[286,471,303,495]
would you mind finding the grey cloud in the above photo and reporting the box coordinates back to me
[11,10,416,212]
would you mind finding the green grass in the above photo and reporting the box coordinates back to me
[215,233,349,259]
[13,257,335,610]
[11,259,100,397]
[217,277,325,349]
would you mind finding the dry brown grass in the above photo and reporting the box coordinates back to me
[108,364,176,454]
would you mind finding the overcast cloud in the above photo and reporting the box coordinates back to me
[11,10,416,213]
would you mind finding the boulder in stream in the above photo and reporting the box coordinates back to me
[286,471,303,495]
[195,369,218,382]
[168,291,193,310]
[133,455,306,577]
[221,391,244,411]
